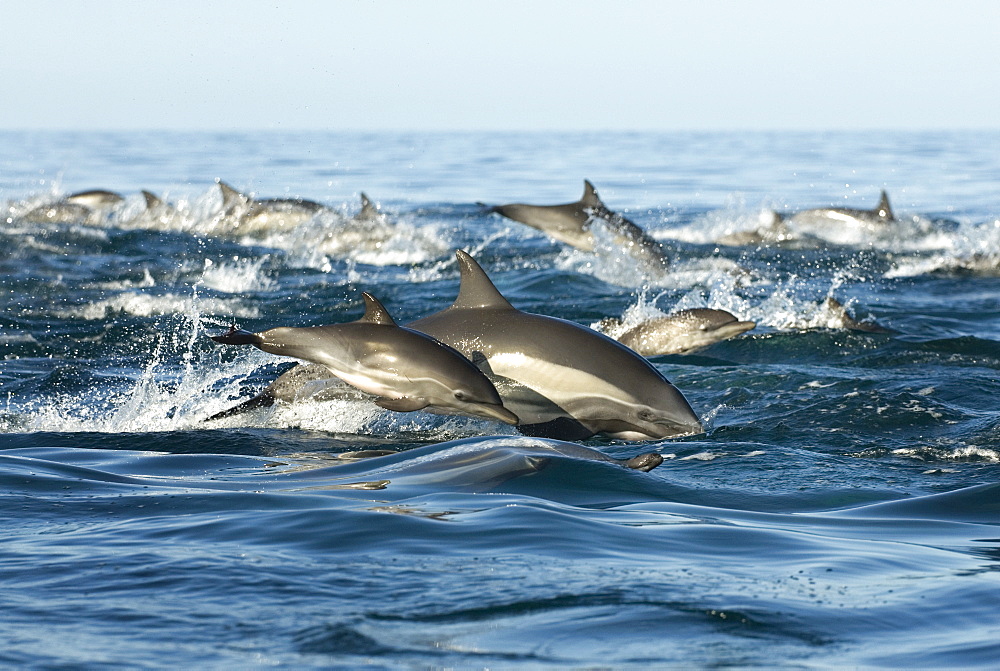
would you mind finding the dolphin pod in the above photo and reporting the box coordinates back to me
[597,309,757,356]
[207,251,704,441]
[209,291,518,426]
[492,180,671,269]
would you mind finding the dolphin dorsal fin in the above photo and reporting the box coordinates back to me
[580,180,604,208]
[217,180,248,208]
[453,250,515,310]
[141,190,163,209]
[876,190,893,219]
[359,292,397,325]
[359,192,379,219]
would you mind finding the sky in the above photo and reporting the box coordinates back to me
[2,0,998,131]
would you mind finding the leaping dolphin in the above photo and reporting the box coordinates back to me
[407,250,702,441]
[491,180,670,268]
[209,292,518,426]
[214,180,325,234]
[598,309,756,356]
[785,190,895,229]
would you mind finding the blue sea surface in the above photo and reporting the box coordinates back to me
[2,130,1000,667]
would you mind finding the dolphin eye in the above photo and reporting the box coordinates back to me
[638,409,656,422]
[454,390,468,401]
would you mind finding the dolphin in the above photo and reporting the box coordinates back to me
[64,189,124,209]
[20,189,124,225]
[205,362,360,421]
[491,180,670,268]
[786,190,895,229]
[407,250,702,441]
[213,180,325,234]
[209,292,518,426]
[292,438,666,494]
[821,297,895,334]
[716,210,797,247]
[597,309,756,356]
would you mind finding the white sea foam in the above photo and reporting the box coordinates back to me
[199,256,274,293]
[58,292,258,321]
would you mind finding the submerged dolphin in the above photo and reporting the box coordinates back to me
[330,439,667,492]
[407,250,702,441]
[214,180,325,233]
[785,190,895,229]
[209,292,518,426]
[492,180,670,268]
[598,309,756,356]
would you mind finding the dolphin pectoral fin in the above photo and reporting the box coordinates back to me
[624,452,664,472]
[210,326,260,345]
[374,396,430,412]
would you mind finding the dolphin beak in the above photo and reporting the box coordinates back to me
[475,404,520,426]
[721,320,756,338]
[668,419,704,437]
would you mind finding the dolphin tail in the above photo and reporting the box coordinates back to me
[204,391,276,421]
[210,326,261,345]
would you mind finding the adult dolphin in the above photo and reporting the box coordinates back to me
[214,180,325,233]
[785,190,895,229]
[21,189,124,225]
[597,309,756,356]
[407,250,702,441]
[491,180,670,269]
[209,292,518,426]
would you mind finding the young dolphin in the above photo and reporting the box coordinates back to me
[598,309,756,356]
[491,180,670,269]
[785,190,895,230]
[407,250,703,441]
[209,292,518,426]
[214,180,325,234]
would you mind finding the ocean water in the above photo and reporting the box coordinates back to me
[2,130,1000,668]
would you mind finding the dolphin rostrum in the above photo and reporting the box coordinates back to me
[213,180,325,234]
[597,309,756,356]
[407,250,702,441]
[786,190,895,229]
[492,180,670,269]
[209,292,518,426]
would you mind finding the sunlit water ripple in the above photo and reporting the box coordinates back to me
[2,130,1000,668]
